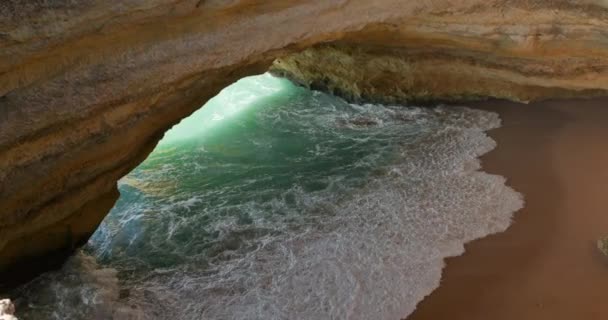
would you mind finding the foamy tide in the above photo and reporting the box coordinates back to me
[11,74,523,320]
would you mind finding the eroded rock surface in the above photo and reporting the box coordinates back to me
[598,237,608,257]
[1,0,608,284]
[272,5,608,103]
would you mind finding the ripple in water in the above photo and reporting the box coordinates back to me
[11,73,523,320]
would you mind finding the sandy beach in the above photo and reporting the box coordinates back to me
[408,97,608,319]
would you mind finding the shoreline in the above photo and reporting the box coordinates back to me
[407,97,608,319]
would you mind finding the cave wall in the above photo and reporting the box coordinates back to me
[271,8,608,103]
[1,0,608,284]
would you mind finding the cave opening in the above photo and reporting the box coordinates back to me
[4,2,608,318]
[11,72,521,320]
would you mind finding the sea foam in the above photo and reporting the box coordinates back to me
[11,74,523,320]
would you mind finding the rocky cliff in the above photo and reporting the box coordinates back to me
[1,0,608,285]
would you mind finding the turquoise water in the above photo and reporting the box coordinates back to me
[12,74,522,320]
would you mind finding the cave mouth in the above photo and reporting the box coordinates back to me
[11,73,522,320]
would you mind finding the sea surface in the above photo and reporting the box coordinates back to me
[11,73,522,319]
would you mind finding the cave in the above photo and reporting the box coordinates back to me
[2,1,608,319]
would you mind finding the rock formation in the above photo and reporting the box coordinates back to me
[1,0,608,284]
[598,237,608,257]
[0,299,17,320]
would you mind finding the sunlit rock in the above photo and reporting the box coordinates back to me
[0,299,17,320]
[598,237,608,257]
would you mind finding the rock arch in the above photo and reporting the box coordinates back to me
[1,0,608,284]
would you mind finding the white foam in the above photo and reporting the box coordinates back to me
[12,104,523,320]
[10,252,145,320]
[108,106,522,320]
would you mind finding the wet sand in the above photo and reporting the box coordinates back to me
[408,97,608,319]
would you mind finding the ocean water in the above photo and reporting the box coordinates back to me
[11,74,522,319]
